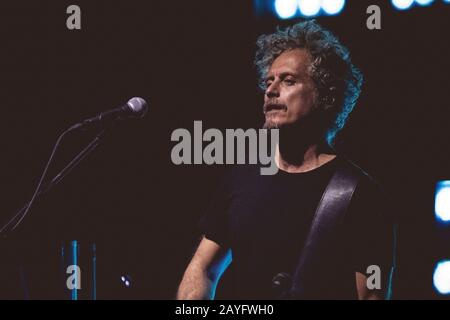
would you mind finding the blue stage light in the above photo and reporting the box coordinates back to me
[321,0,346,15]
[392,0,415,10]
[415,0,434,5]
[274,0,298,19]
[298,0,321,16]
[434,260,450,295]
[435,181,450,223]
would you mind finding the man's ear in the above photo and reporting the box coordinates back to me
[322,86,337,111]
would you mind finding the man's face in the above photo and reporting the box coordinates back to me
[263,48,318,129]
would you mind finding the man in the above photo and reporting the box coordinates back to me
[177,20,395,300]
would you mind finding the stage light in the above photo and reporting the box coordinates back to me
[391,0,415,10]
[274,0,298,19]
[415,0,434,5]
[298,0,321,16]
[444,0,450,3]
[433,260,450,295]
[435,181,450,223]
[321,0,346,15]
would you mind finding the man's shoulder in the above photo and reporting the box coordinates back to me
[224,163,266,180]
[213,164,263,192]
[336,157,383,193]
[336,157,394,224]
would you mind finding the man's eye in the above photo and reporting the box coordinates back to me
[266,81,273,87]
[284,79,295,85]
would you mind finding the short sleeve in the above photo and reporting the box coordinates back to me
[197,169,234,248]
[343,175,396,295]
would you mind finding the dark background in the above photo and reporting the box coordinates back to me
[0,0,449,299]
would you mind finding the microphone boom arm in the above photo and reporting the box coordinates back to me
[0,127,105,238]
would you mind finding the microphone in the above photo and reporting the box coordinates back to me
[71,97,148,130]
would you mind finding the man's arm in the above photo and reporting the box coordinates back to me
[177,236,231,300]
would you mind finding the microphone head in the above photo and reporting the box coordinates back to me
[126,97,148,118]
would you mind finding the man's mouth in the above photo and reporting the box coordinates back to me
[264,103,287,113]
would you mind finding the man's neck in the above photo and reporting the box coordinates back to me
[275,143,336,174]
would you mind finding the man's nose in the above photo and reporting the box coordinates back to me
[265,81,280,99]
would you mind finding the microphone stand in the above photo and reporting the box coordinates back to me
[0,125,106,238]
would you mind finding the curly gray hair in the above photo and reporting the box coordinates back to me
[255,20,363,146]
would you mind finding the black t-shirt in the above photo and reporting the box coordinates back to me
[198,157,395,299]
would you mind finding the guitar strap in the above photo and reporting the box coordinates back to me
[289,158,362,299]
